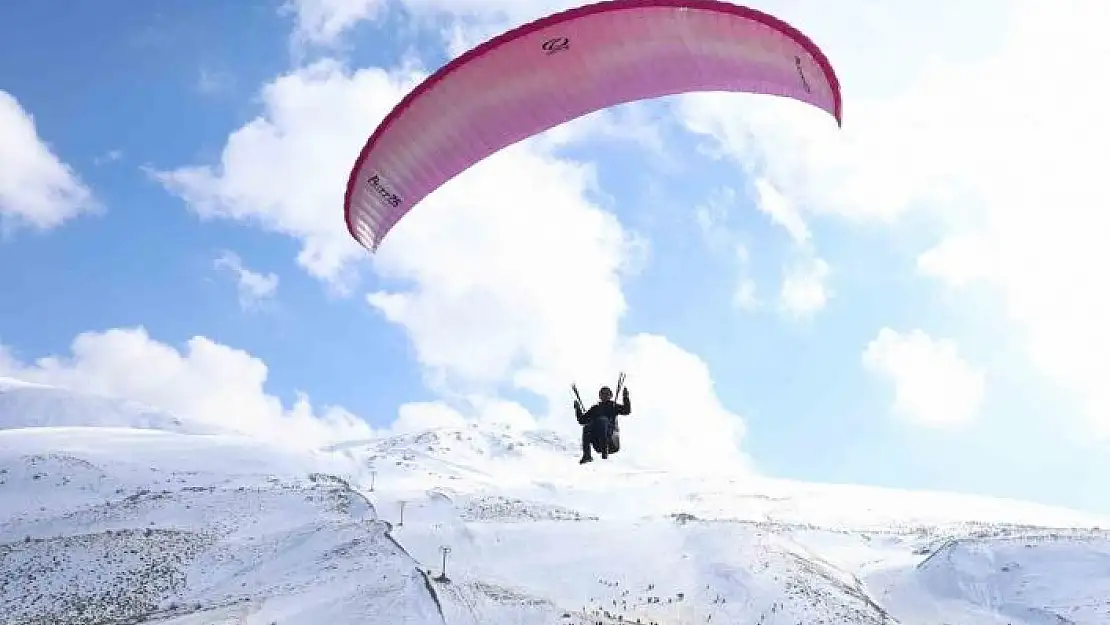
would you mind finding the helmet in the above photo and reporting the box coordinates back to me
[598,386,613,400]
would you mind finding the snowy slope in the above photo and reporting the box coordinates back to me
[0,377,221,435]
[355,423,1105,530]
[4,380,1110,625]
[881,532,1110,624]
[353,425,1110,625]
[0,426,446,625]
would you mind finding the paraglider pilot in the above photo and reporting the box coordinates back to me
[575,385,630,464]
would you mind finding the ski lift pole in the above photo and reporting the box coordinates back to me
[439,545,451,579]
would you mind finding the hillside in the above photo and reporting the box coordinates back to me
[354,427,1110,625]
[2,379,1109,624]
[0,426,445,625]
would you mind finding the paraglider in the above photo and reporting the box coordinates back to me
[343,1,844,463]
[573,372,630,464]
[343,0,843,252]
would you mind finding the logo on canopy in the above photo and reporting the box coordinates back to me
[367,173,401,208]
[542,37,570,55]
[794,56,812,93]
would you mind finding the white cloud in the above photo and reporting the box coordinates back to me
[732,244,759,312]
[672,1,996,227]
[286,0,579,50]
[285,0,385,47]
[214,251,280,310]
[779,255,830,320]
[536,103,670,160]
[0,90,98,234]
[471,396,538,431]
[154,59,424,290]
[694,187,738,254]
[692,182,826,318]
[753,178,809,245]
[906,1,1110,438]
[672,0,1110,439]
[390,395,538,435]
[608,334,749,473]
[862,327,985,429]
[0,327,373,448]
[750,178,830,320]
[366,140,635,393]
[428,0,592,58]
[916,233,998,289]
[734,279,758,311]
[391,401,469,435]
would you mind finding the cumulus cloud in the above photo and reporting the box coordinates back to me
[379,333,752,475]
[672,1,990,227]
[214,251,280,310]
[391,401,469,435]
[906,1,1110,438]
[0,327,372,448]
[153,59,422,289]
[286,0,385,47]
[366,140,634,395]
[0,90,98,234]
[609,334,749,472]
[862,328,985,428]
[390,396,538,435]
[673,0,1110,438]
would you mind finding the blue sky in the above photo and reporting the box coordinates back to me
[2,0,1109,515]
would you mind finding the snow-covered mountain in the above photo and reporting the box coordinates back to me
[353,425,1110,625]
[0,377,222,435]
[3,378,1109,624]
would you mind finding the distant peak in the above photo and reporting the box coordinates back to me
[0,379,223,435]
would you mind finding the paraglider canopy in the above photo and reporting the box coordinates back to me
[344,0,843,252]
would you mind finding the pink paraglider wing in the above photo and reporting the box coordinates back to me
[345,0,842,251]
